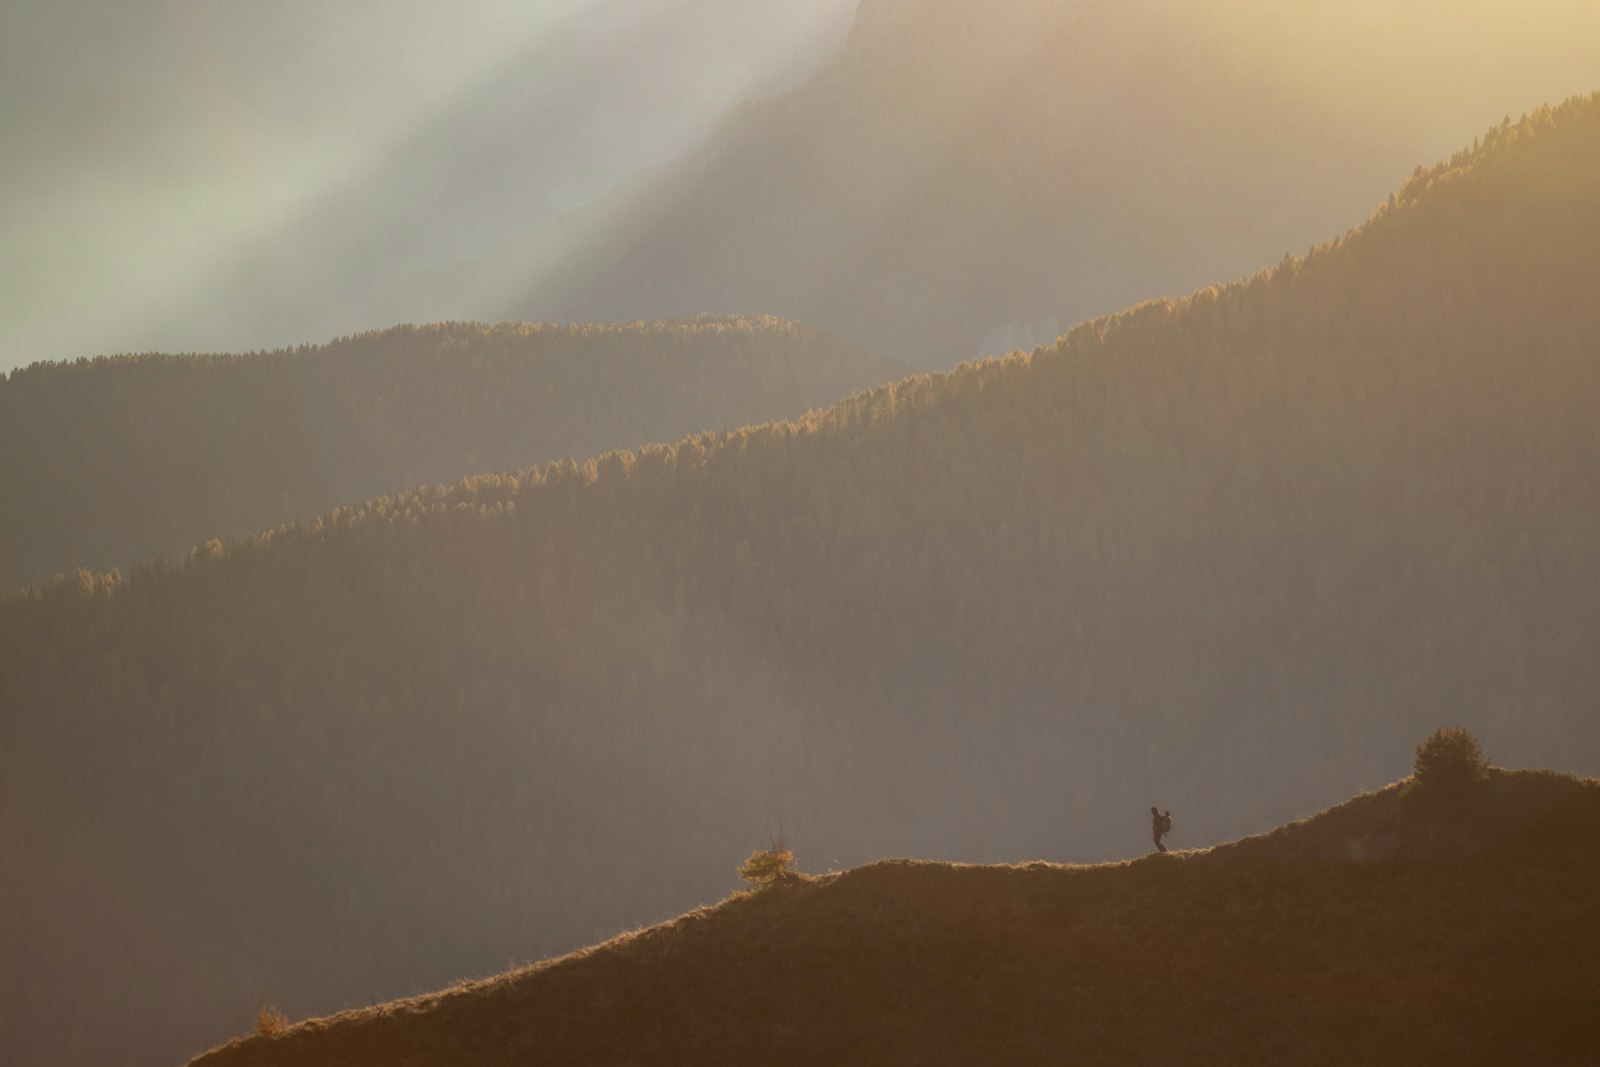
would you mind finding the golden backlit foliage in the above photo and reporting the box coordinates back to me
[0,316,903,593]
[5,96,1600,1067]
[190,772,1600,1067]
[737,844,800,890]
[251,1006,289,1040]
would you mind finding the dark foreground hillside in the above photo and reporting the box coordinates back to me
[192,771,1600,1067]
[0,316,903,592]
[6,97,1600,1067]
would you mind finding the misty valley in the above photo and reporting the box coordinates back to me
[3,3,1599,1065]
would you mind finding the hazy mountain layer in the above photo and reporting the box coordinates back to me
[0,317,904,593]
[6,97,1600,1066]
[189,769,1600,1066]
[383,0,1600,367]
[0,0,859,370]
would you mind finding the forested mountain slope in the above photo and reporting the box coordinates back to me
[6,96,1600,1066]
[381,0,1600,367]
[0,317,904,592]
[190,769,1600,1066]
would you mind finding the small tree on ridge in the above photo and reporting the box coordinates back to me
[1411,725,1490,794]
[738,836,798,890]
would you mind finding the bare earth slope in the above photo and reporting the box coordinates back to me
[191,771,1600,1066]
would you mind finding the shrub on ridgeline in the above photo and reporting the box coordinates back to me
[738,841,799,890]
[255,1004,290,1038]
[1409,726,1491,797]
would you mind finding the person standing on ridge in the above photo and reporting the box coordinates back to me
[1151,806,1173,852]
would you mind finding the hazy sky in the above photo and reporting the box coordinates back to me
[7,0,1598,376]
[370,0,1600,371]
[0,0,856,373]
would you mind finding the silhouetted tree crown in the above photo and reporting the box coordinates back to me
[1412,727,1491,794]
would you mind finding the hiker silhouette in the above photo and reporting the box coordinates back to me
[1151,806,1173,852]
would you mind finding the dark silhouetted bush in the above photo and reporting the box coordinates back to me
[1411,727,1491,795]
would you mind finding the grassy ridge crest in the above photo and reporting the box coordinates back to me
[189,769,1600,1066]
